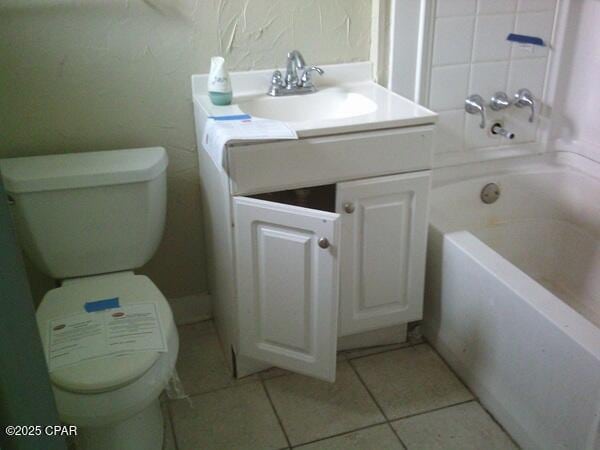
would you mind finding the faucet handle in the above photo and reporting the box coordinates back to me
[267,70,284,96]
[271,70,283,86]
[514,88,535,123]
[465,94,487,129]
[300,66,324,88]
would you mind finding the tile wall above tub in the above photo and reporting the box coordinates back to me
[428,0,558,157]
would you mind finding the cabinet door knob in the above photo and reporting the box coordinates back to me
[318,237,330,249]
[343,202,355,214]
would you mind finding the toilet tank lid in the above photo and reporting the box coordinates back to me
[0,147,168,194]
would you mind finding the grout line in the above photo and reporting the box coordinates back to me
[168,377,261,404]
[347,341,425,362]
[423,337,476,397]
[475,400,523,450]
[386,422,408,450]
[506,9,519,93]
[347,359,389,420]
[260,379,293,449]
[347,358,409,449]
[343,345,410,361]
[464,4,478,146]
[388,396,521,449]
[172,341,423,404]
[290,421,388,449]
[420,338,521,446]
[389,399,477,423]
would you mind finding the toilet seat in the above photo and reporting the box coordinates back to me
[37,273,175,394]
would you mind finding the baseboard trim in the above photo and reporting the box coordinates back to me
[169,292,212,326]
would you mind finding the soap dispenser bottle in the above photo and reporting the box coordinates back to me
[208,56,232,106]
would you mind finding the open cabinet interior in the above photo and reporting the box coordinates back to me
[250,184,337,213]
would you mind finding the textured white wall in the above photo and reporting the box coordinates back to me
[0,0,371,300]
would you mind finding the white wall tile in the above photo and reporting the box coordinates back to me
[504,107,538,143]
[469,61,509,100]
[508,57,548,99]
[436,0,477,17]
[511,10,554,59]
[429,65,470,111]
[517,0,557,13]
[477,0,517,14]
[472,14,515,62]
[433,17,475,66]
[433,110,465,154]
[428,0,558,155]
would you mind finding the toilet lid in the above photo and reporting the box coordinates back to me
[36,273,175,394]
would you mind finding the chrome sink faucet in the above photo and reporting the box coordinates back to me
[267,50,324,96]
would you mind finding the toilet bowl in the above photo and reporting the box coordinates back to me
[0,147,178,450]
[38,274,178,450]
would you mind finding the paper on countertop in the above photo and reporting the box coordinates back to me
[47,303,167,372]
[202,113,298,169]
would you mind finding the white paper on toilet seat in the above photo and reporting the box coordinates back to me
[47,303,167,372]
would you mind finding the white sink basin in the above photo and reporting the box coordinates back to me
[237,88,378,123]
[192,62,436,138]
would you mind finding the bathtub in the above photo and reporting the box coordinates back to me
[424,152,600,450]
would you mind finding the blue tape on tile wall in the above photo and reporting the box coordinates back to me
[507,33,545,47]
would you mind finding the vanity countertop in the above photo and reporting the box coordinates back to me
[192,62,437,139]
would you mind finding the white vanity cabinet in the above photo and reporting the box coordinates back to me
[228,143,432,382]
[192,63,437,383]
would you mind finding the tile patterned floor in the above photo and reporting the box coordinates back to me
[163,320,519,450]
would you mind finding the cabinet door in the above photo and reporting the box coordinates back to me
[233,197,341,382]
[336,172,431,336]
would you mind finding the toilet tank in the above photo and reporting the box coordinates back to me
[0,148,168,279]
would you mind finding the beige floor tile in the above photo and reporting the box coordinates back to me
[392,401,519,450]
[352,344,473,420]
[264,361,385,446]
[295,424,404,450]
[176,321,257,395]
[161,403,177,450]
[170,381,288,450]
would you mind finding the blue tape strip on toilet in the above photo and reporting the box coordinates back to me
[84,297,120,312]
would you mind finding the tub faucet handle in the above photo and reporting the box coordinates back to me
[514,88,535,123]
[465,94,487,129]
[490,92,512,111]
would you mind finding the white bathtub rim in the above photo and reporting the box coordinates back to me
[443,229,600,362]
[432,150,600,190]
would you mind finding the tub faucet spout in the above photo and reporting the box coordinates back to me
[491,123,515,140]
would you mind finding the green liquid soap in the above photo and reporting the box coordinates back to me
[209,91,232,106]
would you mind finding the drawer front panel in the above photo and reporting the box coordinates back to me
[228,126,434,195]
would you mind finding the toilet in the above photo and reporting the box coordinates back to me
[0,147,178,450]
